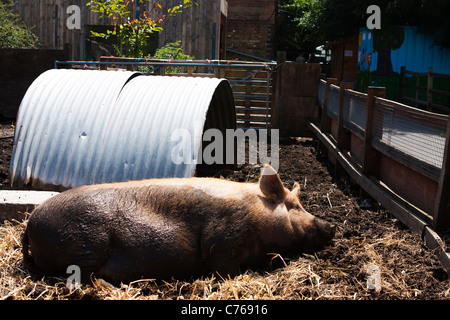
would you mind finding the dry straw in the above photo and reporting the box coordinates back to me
[1,214,449,300]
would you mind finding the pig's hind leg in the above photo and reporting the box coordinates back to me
[96,247,146,284]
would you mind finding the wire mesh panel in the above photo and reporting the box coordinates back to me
[372,98,448,180]
[318,79,326,107]
[343,90,367,137]
[326,85,339,121]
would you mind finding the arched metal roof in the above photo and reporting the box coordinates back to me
[10,70,236,190]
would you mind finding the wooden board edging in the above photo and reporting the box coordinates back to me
[309,121,428,233]
[308,121,450,274]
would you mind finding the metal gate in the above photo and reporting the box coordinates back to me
[56,58,276,130]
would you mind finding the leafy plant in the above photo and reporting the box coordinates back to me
[281,0,450,49]
[137,41,194,74]
[87,0,197,57]
[153,40,192,59]
[0,0,40,49]
[152,40,195,73]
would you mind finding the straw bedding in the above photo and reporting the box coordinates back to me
[0,120,449,300]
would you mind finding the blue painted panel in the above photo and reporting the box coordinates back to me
[358,26,450,75]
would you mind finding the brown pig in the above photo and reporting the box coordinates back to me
[22,164,335,284]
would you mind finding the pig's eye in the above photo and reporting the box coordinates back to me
[286,202,301,211]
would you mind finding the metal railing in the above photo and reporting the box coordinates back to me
[55,59,276,130]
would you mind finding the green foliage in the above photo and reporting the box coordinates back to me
[152,41,195,73]
[279,0,366,59]
[281,0,450,49]
[87,0,197,57]
[278,0,316,54]
[153,41,193,60]
[0,0,40,49]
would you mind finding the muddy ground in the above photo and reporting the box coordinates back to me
[0,115,449,300]
[0,118,14,189]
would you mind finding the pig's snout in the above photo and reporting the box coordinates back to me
[313,218,336,245]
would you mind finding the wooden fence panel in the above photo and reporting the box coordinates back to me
[13,0,105,60]
[434,119,450,231]
[310,79,450,273]
[13,0,223,60]
[314,79,450,232]
[400,66,450,113]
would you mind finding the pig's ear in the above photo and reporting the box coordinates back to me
[259,164,285,201]
[291,182,301,198]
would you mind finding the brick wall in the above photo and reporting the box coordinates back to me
[226,0,277,60]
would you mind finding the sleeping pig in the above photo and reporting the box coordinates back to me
[22,164,335,284]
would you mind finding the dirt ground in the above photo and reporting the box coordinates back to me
[0,115,449,300]
[0,118,14,189]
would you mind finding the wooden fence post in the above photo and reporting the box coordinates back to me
[320,78,338,133]
[277,51,286,64]
[360,86,386,198]
[99,56,107,70]
[318,78,338,155]
[337,82,354,151]
[427,67,434,111]
[335,81,354,177]
[433,115,450,231]
[214,66,225,78]
[187,66,193,76]
[399,66,405,101]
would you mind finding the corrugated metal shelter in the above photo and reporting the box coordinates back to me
[10,70,236,190]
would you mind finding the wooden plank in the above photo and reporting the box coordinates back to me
[402,83,427,91]
[346,89,368,100]
[308,121,428,234]
[362,87,386,178]
[433,116,450,231]
[431,103,449,113]
[399,66,405,100]
[432,73,450,79]
[244,80,252,128]
[236,105,272,111]
[405,70,426,76]
[235,109,272,115]
[320,78,338,133]
[370,142,441,182]
[423,226,450,274]
[0,190,59,222]
[236,114,271,121]
[197,0,206,59]
[430,88,450,97]
[376,97,448,122]
[427,67,434,111]
[337,82,354,151]
[232,85,271,94]
[237,123,267,129]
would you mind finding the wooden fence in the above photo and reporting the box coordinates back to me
[12,0,225,61]
[12,0,102,61]
[311,78,450,271]
[399,66,450,113]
